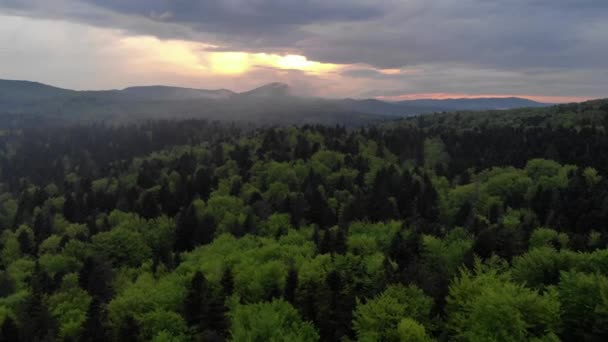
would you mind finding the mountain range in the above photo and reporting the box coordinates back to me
[0,79,549,127]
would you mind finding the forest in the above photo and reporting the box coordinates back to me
[1,99,608,341]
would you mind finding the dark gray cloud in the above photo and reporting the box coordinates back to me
[3,0,607,71]
[81,0,382,31]
[340,69,405,80]
[2,0,607,70]
[1,0,607,98]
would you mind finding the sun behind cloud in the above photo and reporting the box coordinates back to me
[209,52,250,74]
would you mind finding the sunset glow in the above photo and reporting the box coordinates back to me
[119,35,340,77]
[209,52,250,75]
[377,93,592,104]
[0,12,599,100]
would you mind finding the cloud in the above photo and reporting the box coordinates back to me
[2,0,607,71]
[0,0,607,99]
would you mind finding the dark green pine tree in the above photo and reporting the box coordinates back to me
[17,231,33,256]
[0,316,20,342]
[197,214,217,246]
[30,261,53,294]
[265,281,282,301]
[79,257,113,303]
[319,229,332,255]
[138,190,160,219]
[334,228,347,255]
[118,316,140,342]
[324,270,353,341]
[63,193,78,222]
[454,201,473,227]
[159,181,179,216]
[33,211,52,247]
[20,267,57,341]
[80,299,107,342]
[283,268,299,304]
[174,204,198,252]
[220,267,234,297]
[184,271,211,330]
[194,168,214,201]
[0,272,14,297]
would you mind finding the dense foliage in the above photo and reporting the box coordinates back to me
[1,100,608,341]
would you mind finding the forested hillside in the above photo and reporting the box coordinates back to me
[0,79,548,129]
[1,101,608,341]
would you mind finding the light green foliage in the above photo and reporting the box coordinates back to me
[43,196,65,214]
[0,306,13,325]
[397,318,433,342]
[525,159,562,180]
[215,159,240,179]
[1,231,21,266]
[529,228,569,250]
[422,228,473,278]
[260,213,292,237]
[143,216,176,255]
[91,178,109,193]
[332,252,386,294]
[524,159,574,200]
[446,263,560,341]
[204,193,246,234]
[178,233,315,302]
[7,258,35,290]
[558,271,608,339]
[443,183,490,224]
[583,248,608,274]
[216,175,243,195]
[327,168,358,190]
[347,235,379,257]
[48,274,92,339]
[483,170,532,201]
[252,161,299,190]
[53,215,88,238]
[298,254,332,285]
[0,194,17,228]
[264,182,290,208]
[500,208,532,230]
[512,247,578,289]
[584,167,602,186]
[423,138,449,170]
[107,272,186,331]
[311,150,345,171]
[92,227,152,267]
[353,285,433,342]
[348,221,402,255]
[61,239,90,261]
[190,199,206,219]
[108,210,147,229]
[229,299,319,342]
[38,235,62,254]
[139,309,188,341]
[151,330,189,342]
[589,230,604,249]
[39,253,80,278]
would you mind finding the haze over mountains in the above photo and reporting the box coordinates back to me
[0,79,549,126]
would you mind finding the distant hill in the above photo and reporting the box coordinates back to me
[0,79,553,127]
[0,80,75,102]
[120,86,235,101]
[385,98,608,131]
[402,97,547,111]
[237,82,292,99]
[336,97,548,117]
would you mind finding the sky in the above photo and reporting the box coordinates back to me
[0,0,607,102]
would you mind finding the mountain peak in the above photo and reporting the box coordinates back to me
[240,82,291,98]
